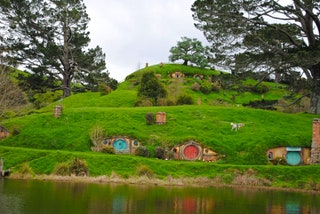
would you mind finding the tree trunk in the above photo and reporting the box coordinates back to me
[310,65,320,114]
[62,76,72,97]
[183,60,188,66]
[310,81,320,114]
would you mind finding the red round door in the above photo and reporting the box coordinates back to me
[183,145,199,160]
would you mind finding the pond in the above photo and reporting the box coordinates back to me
[0,179,319,214]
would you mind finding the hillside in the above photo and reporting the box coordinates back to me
[1,63,319,191]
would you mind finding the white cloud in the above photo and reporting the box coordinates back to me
[84,0,207,81]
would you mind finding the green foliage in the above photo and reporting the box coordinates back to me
[101,145,115,154]
[90,124,105,151]
[251,83,269,94]
[17,163,34,176]
[155,147,165,159]
[136,164,154,178]
[191,0,320,113]
[200,80,212,94]
[53,162,71,176]
[138,71,167,105]
[1,146,320,190]
[145,112,155,125]
[70,158,89,176]
[135,146,150,158]
[169,37,211,68]
[0,0,111,97]
[176,94,194,105]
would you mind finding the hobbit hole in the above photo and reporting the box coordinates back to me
[102,137,140,154]
[0,126,9,140]
[170,71,184,78]
[171,141,219,162]
[266,147,311,165]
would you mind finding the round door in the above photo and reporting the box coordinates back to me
[183,145,199,160]
[113,139,128,152]
[286,151,301,166]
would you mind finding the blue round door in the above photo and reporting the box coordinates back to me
[286,151,301,166]
[113,139,128,151]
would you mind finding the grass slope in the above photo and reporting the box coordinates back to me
[0,63,319,190]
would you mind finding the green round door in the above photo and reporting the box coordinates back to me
[286,151,301,166]
[113,139,128,152]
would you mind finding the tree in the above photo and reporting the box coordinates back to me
[0,0,111,97]
[138,71,167,105]
[192,0,320,114]
[169,37,211,68]
[0,65,27,119]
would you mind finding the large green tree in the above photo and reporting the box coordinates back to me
[0,0,111,97]
[169,37,211,68]
[192,0,320,114]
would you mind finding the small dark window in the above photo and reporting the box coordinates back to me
[268,152,273,160]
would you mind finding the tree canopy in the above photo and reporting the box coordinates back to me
[0,0,116,97]
[169,37,211,68]
[192,0,320,113]
[138,71,167,105]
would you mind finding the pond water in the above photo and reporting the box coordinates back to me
[0,179,319,214]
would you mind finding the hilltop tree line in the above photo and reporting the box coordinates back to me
[169,0,320,114]
[1,0,319,114]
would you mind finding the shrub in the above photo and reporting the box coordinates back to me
[18,163,34,176]
[145,112,154,125]
[191,82,200,91]
[212,82,220,92]
[135,99,154,107]
[200,80,212,94]
[136,164,154,178]
[53,162,71,176]
[135,146,150,157]
[70,158,89,176]
[155,147,165,159]
[251,83,269,94]
[99,83,111,96]
[90,125,105,151]
[101,145,115,154]
[176,94,194,105]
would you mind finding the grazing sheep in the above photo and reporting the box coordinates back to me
[231,122,245,131]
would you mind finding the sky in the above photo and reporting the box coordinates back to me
[83,0,207,82]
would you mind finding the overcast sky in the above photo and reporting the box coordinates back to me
[83,0,207,81]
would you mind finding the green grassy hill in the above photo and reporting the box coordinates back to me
[0,63,319,191]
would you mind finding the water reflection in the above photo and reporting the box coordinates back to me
[0,179,319,214]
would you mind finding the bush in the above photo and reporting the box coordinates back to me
[135,146,150,157]
[18,163,34,176]
[191,82,200,91]
[136,164,154,178]
[200,80,212,94]
[176,94,194,105]
[53,162,71,176]
[145,112,154,125]
[70,158,89,176]
[155,147,165,159]
[251,83,269,94]
[101,145,115,154]
[212,82,220,92]
[99,83,111,96]
[135,99,154,107]
[90,125,105,151]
